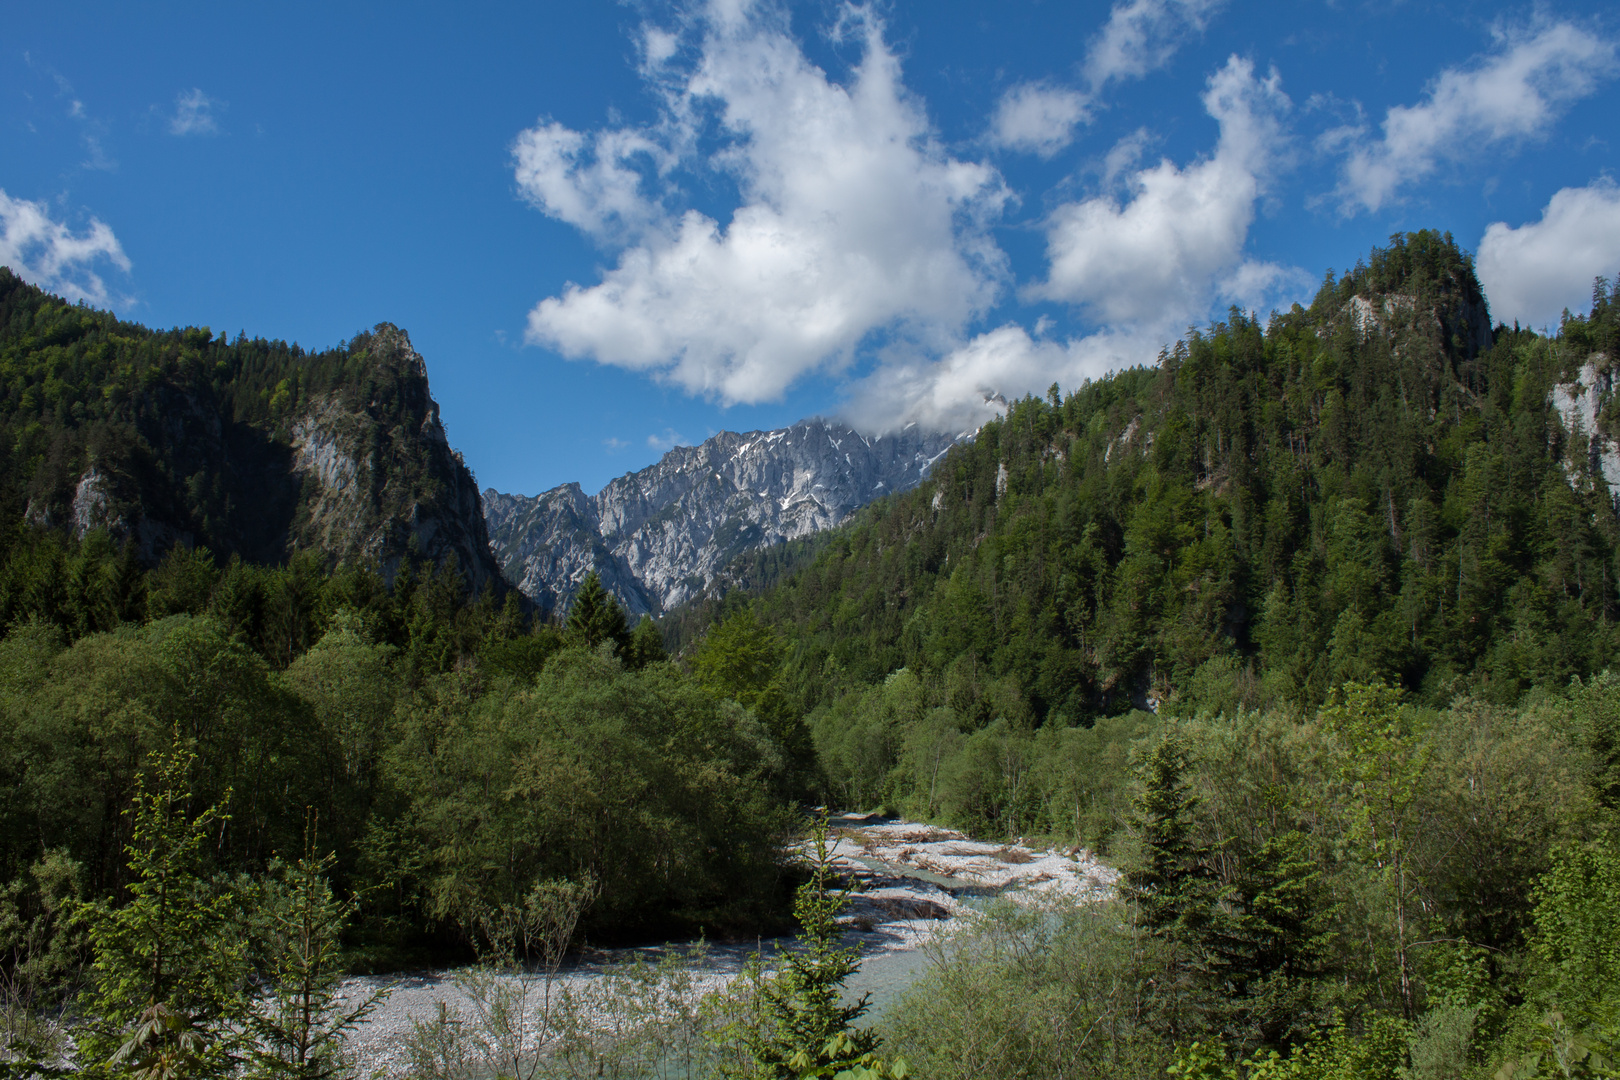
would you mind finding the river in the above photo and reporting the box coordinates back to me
[339,816,1117,1076]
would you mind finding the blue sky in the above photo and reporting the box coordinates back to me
[3,1,1618,497]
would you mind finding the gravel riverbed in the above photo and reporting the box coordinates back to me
[339,817,1117,1076]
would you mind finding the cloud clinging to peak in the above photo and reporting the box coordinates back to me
[0,189,130,305]
[1330,21,1617,214]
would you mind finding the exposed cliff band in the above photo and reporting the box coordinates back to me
[485,419,960,616]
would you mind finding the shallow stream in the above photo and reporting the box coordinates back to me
[340,817,1116,1075]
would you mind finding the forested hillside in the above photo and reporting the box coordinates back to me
[692,232,1620,727]
[4,235,1620,1080]
[649,231,1620,1080]
[0,269,501,589]
[0,275,804,1071]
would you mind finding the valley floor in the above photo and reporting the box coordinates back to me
[338,817,1118,1075]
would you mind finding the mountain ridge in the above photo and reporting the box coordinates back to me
[0,270,502,591]
[673,230,1620,718]
[485,418,962,615]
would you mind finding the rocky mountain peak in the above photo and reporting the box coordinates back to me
[485,418,961,616]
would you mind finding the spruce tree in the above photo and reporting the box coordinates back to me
[565,572,630,655]
[75,742,249,1079]
[1124,733,1219,940]
[627,614,668,669]
[723,816,907,1079]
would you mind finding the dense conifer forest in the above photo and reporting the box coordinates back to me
[679,232,1620,724]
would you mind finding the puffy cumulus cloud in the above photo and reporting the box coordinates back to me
[1478,180,1620,328]
[848,56,1305,434]
[990,83,1088,157]
[1034,56,1291,324]
[1083,0,1224,91]
[1331,21,1617,214]
[0,189,130,305]
[990,0,1221,158]
[512,123,671,240]
[843,323,1158,434]
[1218,259,1316,315]
[522,2,1007,406]
[844,259,1312,436]
[169,88,222,136]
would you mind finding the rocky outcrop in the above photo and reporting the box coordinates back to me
[1336,289,1493,360]
[486,419,959,616]
[1552,353,1620,497]
[286,325,501,591]
[43,321,500,590]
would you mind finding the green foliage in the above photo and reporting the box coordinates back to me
[1166,1016,1415,1080]
[1322,683,1429,1016]
[1494,1011,1618,1080]
[1530,841,1620,1030]
[887,897,1183,1080]
[1125,733,1219,940]
[565,572,630,656]
[720,816,881,1080]
[387,647,790,938]
[0,536,796,994]
[243,816,386,1080]
[695,610,785,711]
[628,614,669,669]
[674,233,1620,734]
[0,849,84,1074]
[74,743,248,1078]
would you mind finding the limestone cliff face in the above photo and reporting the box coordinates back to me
[486,419,959,616]
[1552,353,1620,496]
[52,322,500,589]
[285,325,500,590]
[1337,289,1493,360]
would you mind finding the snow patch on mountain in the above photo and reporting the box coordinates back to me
[485,419,960,615]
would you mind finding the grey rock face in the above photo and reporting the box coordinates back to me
[486,419,959,616]
[1552,353,1620,497]
[286,324,503,592]
[46,322,500,592]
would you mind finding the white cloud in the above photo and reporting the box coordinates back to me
[990,83,1088,157]
[169,88,222,136]
[989,0,1221,158]
[1034,56,1291,324]
[843,323,1158,433]
[517,4,1297,438]
[647,428,687,451]
[1331,21,1617,214]
[522,2,1007,406]
[1084,0,1224,92]
[512,122,670,240]
[603,436,630,451]
[844,55,1303,433]
[1101,127,1153,187]
[844,258,1313,437]
[1477,180,1620,328]
[0,189,130,305]
[1219,259,1315,315]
